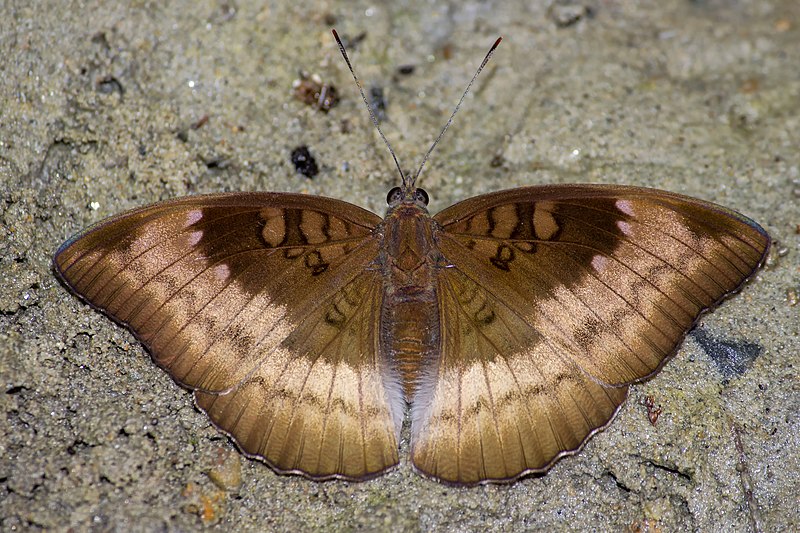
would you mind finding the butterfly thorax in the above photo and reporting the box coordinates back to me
[380,202,443,402]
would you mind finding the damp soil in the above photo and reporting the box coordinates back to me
[1,1,798,530]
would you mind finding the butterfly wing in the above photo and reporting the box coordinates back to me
[410,265,630,485]
[410,184,769,484]
[54,193,402,480]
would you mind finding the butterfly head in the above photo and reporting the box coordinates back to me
[387,185,430,212]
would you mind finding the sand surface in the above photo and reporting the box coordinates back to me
[1,1,798,530]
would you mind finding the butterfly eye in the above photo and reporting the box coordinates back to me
[386,186,403,206]
[414,188,429,206]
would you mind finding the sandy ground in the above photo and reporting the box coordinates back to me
[1,0,798,530]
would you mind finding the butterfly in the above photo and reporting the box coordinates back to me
[53,32,770,485]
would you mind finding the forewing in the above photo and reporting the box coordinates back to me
[54,193,401,480]
[434,185,769,387]
[411,184,769,484]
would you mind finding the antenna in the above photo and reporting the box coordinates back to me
[332,29,407,188]
[412,36,502,188]
[332,29,502,192]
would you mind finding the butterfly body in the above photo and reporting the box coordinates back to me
[380,188,444,401]
[54,184,769,485]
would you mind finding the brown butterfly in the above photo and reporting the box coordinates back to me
[53,32,770,485]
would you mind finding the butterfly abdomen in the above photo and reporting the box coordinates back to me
[382,293,440,401]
